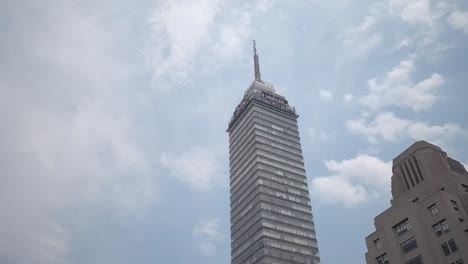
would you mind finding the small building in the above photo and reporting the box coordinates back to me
[365,141,468,264]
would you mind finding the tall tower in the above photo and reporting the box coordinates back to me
[365,141,468,264]
[227,41,320,264]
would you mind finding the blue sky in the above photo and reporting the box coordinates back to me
[1,0,468,263]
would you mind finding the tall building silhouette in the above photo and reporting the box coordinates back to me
[365,141,468,264]
[227,41,320,264]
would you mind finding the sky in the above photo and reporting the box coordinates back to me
[1,0,468,263]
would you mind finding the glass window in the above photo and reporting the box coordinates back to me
[401,237,418,253]
[448,239,458,252]
[394,219,412,236]
[406,255,423,264]
[374,239,382,249]
[433,219,449,236]
[442,239,458,256]
[441,243,451,256]
[428,204,439,216]
[376,253,389,264]
[441,221,449,232]
[434,224,443,236]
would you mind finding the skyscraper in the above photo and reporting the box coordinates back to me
[365,141,468,264]
[227,41,320,264]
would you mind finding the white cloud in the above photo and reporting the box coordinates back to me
[193,218,223,256]
[344,93,353,102]
[311,154,392,207]
[0,1,157,262]
[160,146,223,191]
[389,0,434,26]
[386,0,453,48]
[341,15,383,55]
[448,11,468,33]
[255,0,275,12]
[360,58,444,112]
[320,131,329,140]
[319,89,334,102]
[311,177,369,207]
[145,0,269,90]
[347,112,463,144]
[394,37,412,50]
[146,0,222,85]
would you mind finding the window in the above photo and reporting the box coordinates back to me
[376,253,389,264]
[374,238,382,249]
[455,259,464,264]
[442,243,451,256]
[433,219,450,236]
[441,239,458,256]
[401,237,418,253]
[394,219,412,236]
[448,239,458,252]
[451,200,459,211]
[428,204,439,216]
[407,255,424,264]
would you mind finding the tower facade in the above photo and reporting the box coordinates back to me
[227,42,320,264]
[365,141,468,264]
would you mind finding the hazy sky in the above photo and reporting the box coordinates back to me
[1,0,468,263]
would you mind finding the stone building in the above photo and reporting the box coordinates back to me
[366,141,468,264]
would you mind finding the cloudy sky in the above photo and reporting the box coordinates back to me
[1,0,468,263]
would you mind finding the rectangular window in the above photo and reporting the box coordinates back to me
[376,253,389,264]
[442,221,449,232]
[442,239,458,256]
[442,242,451,256]
[448,239,458,252]
[407,255,424,264]
[428,204,439,216]
[401,237,418,253]
[433,219,449,236]
[394,219,412,236]
[434,224,443,236]
[451,200,459,211]
[374,238,382,249]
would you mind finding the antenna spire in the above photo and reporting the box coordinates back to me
[253,40,262,81]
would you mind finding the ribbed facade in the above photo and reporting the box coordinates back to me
[365,141,468,264]
[227,80,320,264]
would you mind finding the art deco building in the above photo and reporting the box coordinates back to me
[226,42,320,264]
[365,141,468,264]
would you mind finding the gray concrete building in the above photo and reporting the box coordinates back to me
[365,141,468,264]
[226,42,320,264]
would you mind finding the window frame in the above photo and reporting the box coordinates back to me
[376,253,389,264]
[394,218,412,236]
[432,219,449,237]
[406,255,424,264]
[401,237,418,254]
[428,204,439,216]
